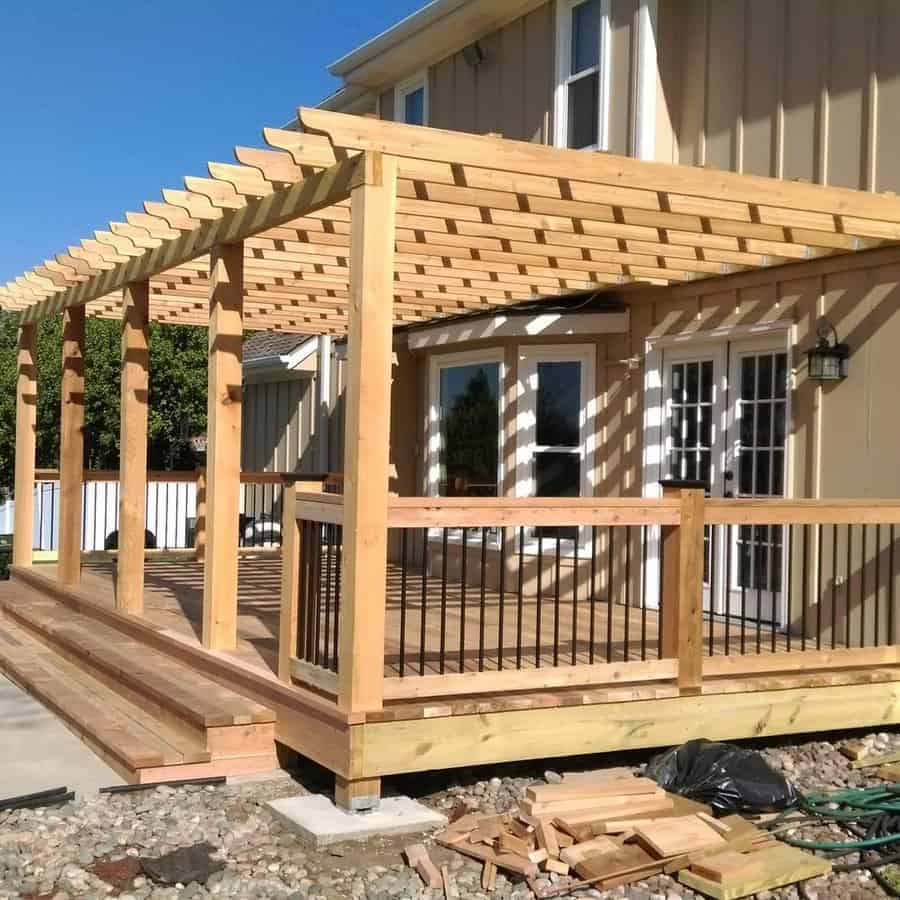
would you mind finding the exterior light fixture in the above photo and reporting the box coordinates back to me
[807,318,849,382]
[462,41,485,67]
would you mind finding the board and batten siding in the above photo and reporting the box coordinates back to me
[667,0,900,192]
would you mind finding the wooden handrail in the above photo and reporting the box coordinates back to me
[34,468,327,486]
[705,498,900,525]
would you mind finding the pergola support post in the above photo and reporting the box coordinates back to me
[12,324,37,568]
[202,242,244,650]
[58,306,86,586]
[335,152,397,810]
[117,281,150,613]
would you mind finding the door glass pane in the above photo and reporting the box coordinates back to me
[439,363,500,497]
[571,0,600,74]
[404,87,425,125]
[536,361,581,446]
[535,452,579,540]
[667,358,714,486]
[568,72,598,149]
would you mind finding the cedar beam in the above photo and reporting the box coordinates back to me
[336,152,398,726]
[12,324,37,567]
[279,481,301,682]
[58,306,86,585]
[202,242,244,650]
[117,281,150,613]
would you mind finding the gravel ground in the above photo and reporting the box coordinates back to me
[3,729,900,900]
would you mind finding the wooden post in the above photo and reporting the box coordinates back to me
[117,281,150,613]
[12,324,37,567]
[202,242,244,650]
[58,306,86,586]
[194,467,207,561]
[279,480,301,682]
[337,152,397,713]
[659,482,706,694]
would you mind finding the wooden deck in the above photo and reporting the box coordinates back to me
[24,557,794,680]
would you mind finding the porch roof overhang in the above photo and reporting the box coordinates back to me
[4,108,900,335]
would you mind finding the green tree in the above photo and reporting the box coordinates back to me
[0,309,209,500]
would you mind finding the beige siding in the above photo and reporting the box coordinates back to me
[667,0,900,190]
[428,2,553,142]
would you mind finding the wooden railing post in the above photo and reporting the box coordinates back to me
[279,480,301,682]
[117,280,150,613]
[58,306,86,586]
[12,324,37,568]
[659,481,706,695]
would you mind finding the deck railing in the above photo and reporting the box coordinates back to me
[29,468,320,554]
[280,488,900,704]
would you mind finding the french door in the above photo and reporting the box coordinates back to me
[658,335,790,625]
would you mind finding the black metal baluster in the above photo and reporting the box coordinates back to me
[419,527,428,676]
[313,523,323,665]
[516,526,524,670]
[478,528,487,672]
[553,534,561,667]
[399,529,408,676]
[535,534,543,668]
[589,525,597,664]
[624,526,632,663]
[890,525,896,646]
[459,527,468,673]
[571,534,579,666]
[640,527,648,661]
[657,525,665,659]
[606,526,614,663]
[708,525,716,657]
[498,526,507,671]
[846,524,853,650]
[860,524,868,648]
[832,523,839,649]
[440,528,449,674]
[802,524,810,652]
[875,524,882,648]
[770,525,777,653]
[816,523,824,650]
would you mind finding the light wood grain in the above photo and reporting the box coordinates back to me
[12,324,37,567]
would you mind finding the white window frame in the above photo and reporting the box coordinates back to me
[554,0,611,150]
[515,345,597,552]
[632,0,659,160]
[425,348,506,502]
[394,70,429,126]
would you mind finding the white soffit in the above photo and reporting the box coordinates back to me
[407,310,630,350]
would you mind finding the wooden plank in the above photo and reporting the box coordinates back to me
[194,467,206,561]
[12,323,37,567]
[850,747,900,769]
[382,660,678,701]
[290,656,339,696]
[635,815,727,857]
[526,778,660,803]
[435,832,539,878]
[559,837,619,867]
[58,306,85,586]
[202,242,243,650]
[405,844,442,889]
[704,646,900,677]
[678,844,831,900]
[336,153,397,716]
[704,498,900,525]
[117,280,150,614]
[278,481,300,682]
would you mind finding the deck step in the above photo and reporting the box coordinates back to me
[0,615,210,774]
[0,582,280,784]
[0,589,275,739]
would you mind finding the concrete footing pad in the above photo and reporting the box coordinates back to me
[267,794,447,847]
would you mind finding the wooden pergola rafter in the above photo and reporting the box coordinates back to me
[6,107,900,333]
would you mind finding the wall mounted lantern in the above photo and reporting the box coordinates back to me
[807,318,849,382]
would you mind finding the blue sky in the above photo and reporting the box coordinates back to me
[0,0,423,284]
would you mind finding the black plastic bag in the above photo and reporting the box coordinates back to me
[646,739,798,814]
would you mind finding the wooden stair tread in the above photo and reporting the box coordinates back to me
[0,618,203,771]
[1,593,274,727]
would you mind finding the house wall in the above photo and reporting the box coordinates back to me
[664,0,900,191]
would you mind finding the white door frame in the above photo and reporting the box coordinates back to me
[640,321,794,612]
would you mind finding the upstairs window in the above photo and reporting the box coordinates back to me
[395,72,428,126]
[555,0,609,150]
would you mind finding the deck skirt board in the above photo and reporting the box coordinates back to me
[0,582,279,783]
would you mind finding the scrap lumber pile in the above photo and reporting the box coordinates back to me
[429,770,830,899]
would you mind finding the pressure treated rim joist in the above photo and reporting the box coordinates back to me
[4,108,900,334]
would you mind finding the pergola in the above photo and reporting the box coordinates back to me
[6,107,900,737]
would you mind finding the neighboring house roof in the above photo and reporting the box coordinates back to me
[243,333,319,371]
